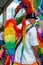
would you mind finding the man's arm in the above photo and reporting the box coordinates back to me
[14,5,22,18]
[32,46,41,65]
[32,46,39,59]
[30,27,41,65]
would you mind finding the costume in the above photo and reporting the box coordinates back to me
[13,20,38,65]
[4,18,38,65]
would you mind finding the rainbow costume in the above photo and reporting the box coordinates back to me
[4,18,39,65]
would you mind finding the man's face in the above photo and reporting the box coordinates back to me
[28,18,35,24]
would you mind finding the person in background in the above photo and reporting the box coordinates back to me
[0,25,7,58]
[0,25,5,65]
[0,25,5,46]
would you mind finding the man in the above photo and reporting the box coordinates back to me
[13,13,41,65]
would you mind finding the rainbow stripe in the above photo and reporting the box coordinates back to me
[15,24,33,50]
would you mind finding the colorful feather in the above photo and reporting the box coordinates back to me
[4,18,16,63]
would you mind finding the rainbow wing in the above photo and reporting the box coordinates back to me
[4,18,16,63]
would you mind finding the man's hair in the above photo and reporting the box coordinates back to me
[18,0,21,1]
[26,13,38,19]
